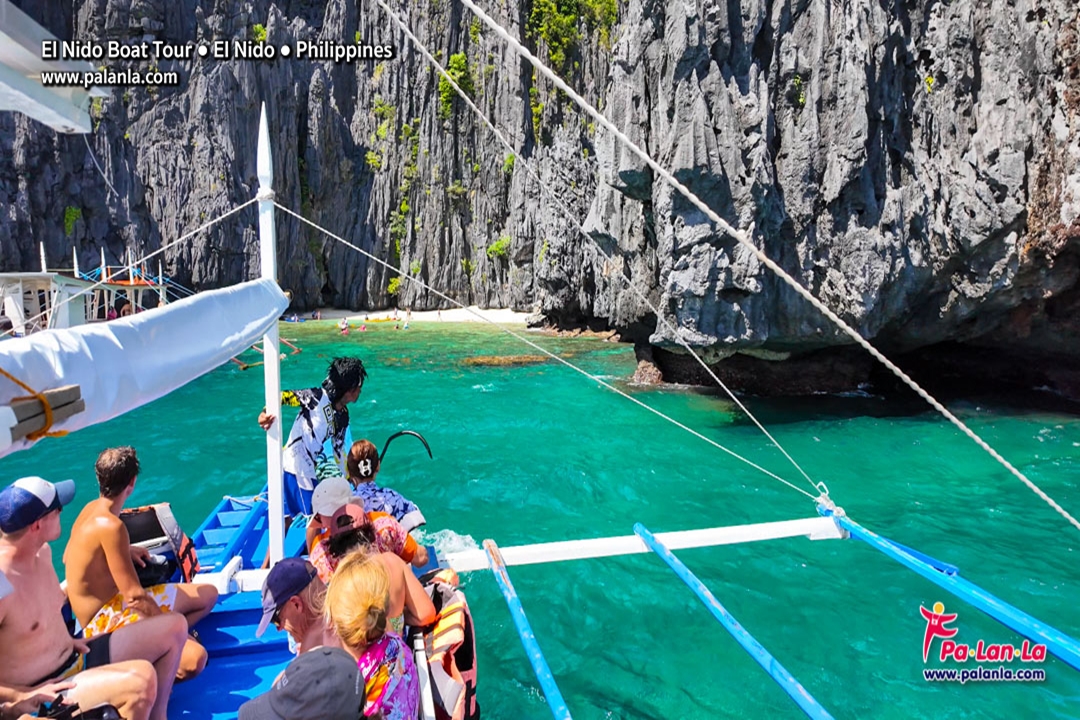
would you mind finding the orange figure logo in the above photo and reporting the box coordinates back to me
[920,602,958,662]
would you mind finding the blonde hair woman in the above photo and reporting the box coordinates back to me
[325,554,419,719]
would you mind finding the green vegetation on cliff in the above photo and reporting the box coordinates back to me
[528,0,617,71]
[438,53,475,119]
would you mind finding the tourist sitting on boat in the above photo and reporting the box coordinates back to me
[325,553,420,719]
[347,439,426,532]
[253,558,339,654]
[63,447,218,682]
[238,647,363,720]
[0,569,75,720]
[0,477,187,720]
[307,490,435,636]
[306,477,428,568]
[257,356,367,567]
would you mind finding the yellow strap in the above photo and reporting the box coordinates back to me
[0,367,69,441]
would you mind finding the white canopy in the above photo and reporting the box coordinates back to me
[0,278,288,457]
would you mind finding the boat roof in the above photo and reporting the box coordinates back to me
[0,271,163,291]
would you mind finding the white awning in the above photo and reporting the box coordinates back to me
[0,278,289,456]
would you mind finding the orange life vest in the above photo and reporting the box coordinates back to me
[424,568,480,720]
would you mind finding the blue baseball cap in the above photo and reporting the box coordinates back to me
[256,557,318,638]
[0,477,76,533]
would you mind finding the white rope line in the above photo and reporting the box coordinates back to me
[2,198,259,339]
[374,0,823,499]
[83,132,119,199]
[456,0,1080,533]
[274,201,817,501]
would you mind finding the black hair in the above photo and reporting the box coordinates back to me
[114,297,130,313]
[322,356,367,402]
[326,524,376,560]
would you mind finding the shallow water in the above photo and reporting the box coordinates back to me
[6,320,1079,719]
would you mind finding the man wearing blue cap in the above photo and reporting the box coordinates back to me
[0,477,188,720]
[255,558,339,655]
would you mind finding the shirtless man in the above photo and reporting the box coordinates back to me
[253,558,340,654]
[0,476,186,720]
[64,447,218,681]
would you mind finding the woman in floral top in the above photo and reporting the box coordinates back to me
[325,553,419,720]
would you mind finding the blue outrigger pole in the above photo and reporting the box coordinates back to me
[822,509,1080,672]
[483,539,573,720]
[633,524,834,720]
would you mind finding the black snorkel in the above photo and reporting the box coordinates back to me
[380,430,433,462]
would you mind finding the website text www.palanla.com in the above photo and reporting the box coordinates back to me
[40,68,180,89]
[923,665,1046,684]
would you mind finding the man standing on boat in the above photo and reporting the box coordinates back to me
[63,447,218,683]
[0,476,187,720]
[257,356,367,567]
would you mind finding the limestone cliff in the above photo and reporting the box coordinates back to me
[2,0,1078,398]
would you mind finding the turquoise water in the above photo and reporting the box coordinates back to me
[6,320,1079,719]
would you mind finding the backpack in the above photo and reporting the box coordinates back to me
[119,503,200,584]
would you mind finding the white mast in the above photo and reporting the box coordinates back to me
[158,261,166,306]
[258,103,285,565]
[39,242,47,272]
[73,248,80,278]
[100,248,106,281]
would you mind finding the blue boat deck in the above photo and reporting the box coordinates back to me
[171,591,292,718]
[189,493,308,571]
[173,492,443,717]
[172,493,309,717]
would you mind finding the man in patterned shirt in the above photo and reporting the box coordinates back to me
[258,357,367,566]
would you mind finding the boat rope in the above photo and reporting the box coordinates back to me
[373,0,823,501]
[1,197,259,340]
[453,0,1080,533]
[0,367,68,441]
[275,201,816,501]
[82,131,119,199]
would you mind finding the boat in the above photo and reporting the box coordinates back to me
[0,245,188,337]
[2,3,1079,719]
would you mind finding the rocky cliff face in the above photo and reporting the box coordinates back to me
[2,0,1078,398]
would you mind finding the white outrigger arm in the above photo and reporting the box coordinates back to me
[447,515,844,571]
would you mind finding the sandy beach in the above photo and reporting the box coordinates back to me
[312,306,531,324]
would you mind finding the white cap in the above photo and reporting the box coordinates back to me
[311,476,353,518]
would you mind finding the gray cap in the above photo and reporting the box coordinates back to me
[238,647,363,720]
[0,569,12,600]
